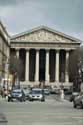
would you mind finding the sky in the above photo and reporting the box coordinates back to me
[0,0,83,41]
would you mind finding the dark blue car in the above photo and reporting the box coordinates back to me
[8,89,26,102]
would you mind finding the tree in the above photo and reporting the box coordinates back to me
[69,46,83,91]
[9,56,23,78]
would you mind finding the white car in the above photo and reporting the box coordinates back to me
[29,88,45,102]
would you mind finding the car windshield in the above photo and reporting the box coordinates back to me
[31,90,42,94]
[44,89,49,92]
[23,89,30,93]
[12,90,21,94]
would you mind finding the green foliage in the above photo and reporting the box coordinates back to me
[9,56,23,79]
[69,47,83,82]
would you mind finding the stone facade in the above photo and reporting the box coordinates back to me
[0,21,10,82]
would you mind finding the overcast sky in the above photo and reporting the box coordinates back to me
[0,0,83,41]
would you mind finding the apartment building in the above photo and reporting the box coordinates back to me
[0,21,10,83]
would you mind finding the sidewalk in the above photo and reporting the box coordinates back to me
[0,95,7,102]
[52,94,69,102]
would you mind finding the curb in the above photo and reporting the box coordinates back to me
[0,96,7,101]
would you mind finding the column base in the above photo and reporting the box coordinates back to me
[45,80,49,84]
[62,82,73,88]
[20,81,73,89]
[20,81,40,88]
[53,82,73,89]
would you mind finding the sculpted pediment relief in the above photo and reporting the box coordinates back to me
[13,29,73,43]
[11,26,80,43]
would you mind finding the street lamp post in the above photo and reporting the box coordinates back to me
[42,81,45,101]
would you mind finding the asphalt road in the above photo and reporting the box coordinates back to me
[0,95,83,125]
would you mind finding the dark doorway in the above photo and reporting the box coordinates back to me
[39,49,45,82]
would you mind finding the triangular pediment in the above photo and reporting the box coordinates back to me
[11,26,81,43]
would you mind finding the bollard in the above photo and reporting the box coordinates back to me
[0,113,8,125]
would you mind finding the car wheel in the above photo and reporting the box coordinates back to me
[80,102,83,109]
[20,98,23,102]
[29,99,31,101]
[69,98,72,102]
[41,99,45,102]
[73,101,77,108]
[29,99,33,101]
[8,98,11,102]
[23,98,26,102]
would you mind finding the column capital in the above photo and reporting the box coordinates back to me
[46,49,50,52]
[15,48,20,51]
[25,48,30,51]
[35,48,40,51]
[65,48,71,52]
[56,49,60,52]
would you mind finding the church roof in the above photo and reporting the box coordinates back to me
[11,25,81,43]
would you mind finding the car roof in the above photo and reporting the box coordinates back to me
[12,89,22,92]
[32,88,42,91]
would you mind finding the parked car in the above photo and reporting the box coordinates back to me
[73,92,83,108]
[28,88,45,102]
[44,88,50,95]
[8,89,26,102]
[22,88,31,100]
[70,92,79,102]
[50,86,56,94]
[50,86,60,94]
[64,88,72,96]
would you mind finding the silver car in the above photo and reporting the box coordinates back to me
[28,88,45,102]
[44,88,50,95]
[73,92,83,109]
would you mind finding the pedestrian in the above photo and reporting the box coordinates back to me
[4,89,8,98]
[60,87,64,99]
[1,89,4,98]
[39,82,41,88]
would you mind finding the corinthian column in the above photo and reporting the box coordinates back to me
[25,49,29,81]
[45,49,49,82]
[65,50,70,82]
[55,49,60,82]
[35,49,39,82]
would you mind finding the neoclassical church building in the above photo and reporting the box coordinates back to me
[10,26,81,87]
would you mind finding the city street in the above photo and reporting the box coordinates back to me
[0,95,83,125]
